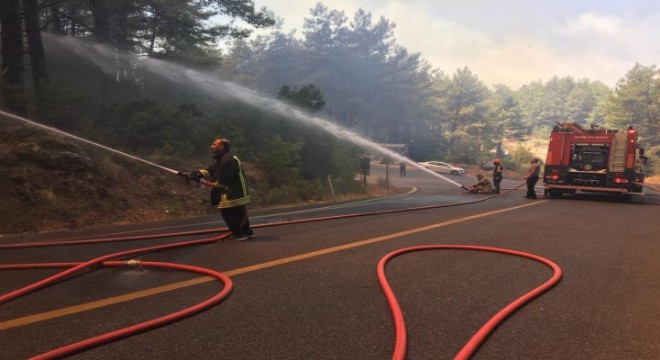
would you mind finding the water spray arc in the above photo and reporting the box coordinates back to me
[0,110,180,175]
[47,34,466,190]
[224,87,466,189]
[172,67,465,188]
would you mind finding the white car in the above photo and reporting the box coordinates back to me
[418,161,465,175]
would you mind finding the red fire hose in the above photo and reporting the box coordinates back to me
[1,232,232,359]
[1,183,560,359]
[378,245,562,360]
[0,233,228,305]
[7,260,233,360]
[0,182,526,251]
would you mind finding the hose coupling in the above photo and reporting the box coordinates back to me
[125,259,142,268]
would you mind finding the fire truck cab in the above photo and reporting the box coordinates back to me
[543,122,646,198]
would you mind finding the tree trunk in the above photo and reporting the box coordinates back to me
[0,0,27,114]
[89,0,111,44]
[148,15,159,56]
[49,3,66,34]
[114,0,133,82]
[496,141,504,158]
[0,0,24,86]
[23,0,50,87]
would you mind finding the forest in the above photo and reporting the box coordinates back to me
[1,1,659,232]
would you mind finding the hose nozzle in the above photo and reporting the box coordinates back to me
[177,171,190,185]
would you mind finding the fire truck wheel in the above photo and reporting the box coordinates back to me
[612,193,632,201]
[547,190,563,198]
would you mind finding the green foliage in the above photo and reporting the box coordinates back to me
[258,134,301,184]
[508,144,534,171]
[0,83,28,115]
[297,130,356,183]
[604,64,660,145]
[197,4,641,167]
[96,99,203,156]
[225,3,438,146]
[278,84,326,112]
[44,0,274,62]
[261,178,326,205]
[643,145,660,175]
[487,84,525,139]
[445,136,481,164]
[407,130,444,162]
[517,76,611,135]
[439,67,492,159]
[32,84,90,130]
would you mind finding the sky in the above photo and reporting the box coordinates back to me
[247,0,659,89]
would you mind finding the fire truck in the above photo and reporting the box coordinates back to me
[543,122,646,198]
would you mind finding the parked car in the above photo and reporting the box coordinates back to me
[418,161,465,175]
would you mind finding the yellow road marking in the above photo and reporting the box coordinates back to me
[0,201,546,331]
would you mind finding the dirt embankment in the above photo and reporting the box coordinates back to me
[1,127,398,236]
[0,127,210,235]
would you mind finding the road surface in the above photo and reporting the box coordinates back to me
[1,163,658,359]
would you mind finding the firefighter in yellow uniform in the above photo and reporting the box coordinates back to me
[469,174,493,193]
[190,138,253,240]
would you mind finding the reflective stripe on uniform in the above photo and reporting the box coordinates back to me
[215,156,250,209]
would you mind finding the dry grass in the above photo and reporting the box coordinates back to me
[251,182,406,210]
[464,165,526,181]
[645,175,660,184]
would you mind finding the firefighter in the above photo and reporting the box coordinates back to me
[492,159,504,194]
[189,138,254,240]
[524,157,540,199]
[469,173,493,193]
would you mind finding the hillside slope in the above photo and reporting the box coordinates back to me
[0,126,209,235]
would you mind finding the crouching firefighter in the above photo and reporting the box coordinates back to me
[184,138,254,241]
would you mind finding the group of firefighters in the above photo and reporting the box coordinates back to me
[187,137,542,242]
[188,120,649,242]
[467,157,541,199]
[467,159,503,194]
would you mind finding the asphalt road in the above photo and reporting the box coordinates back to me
[1,163,659,359]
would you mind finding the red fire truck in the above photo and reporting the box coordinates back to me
[543,122,646,197]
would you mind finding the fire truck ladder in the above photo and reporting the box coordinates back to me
[609,132,627,172]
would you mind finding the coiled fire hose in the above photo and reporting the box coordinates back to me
[378,245,562,360]
[0,233,233,359]
[8,260,233,360]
